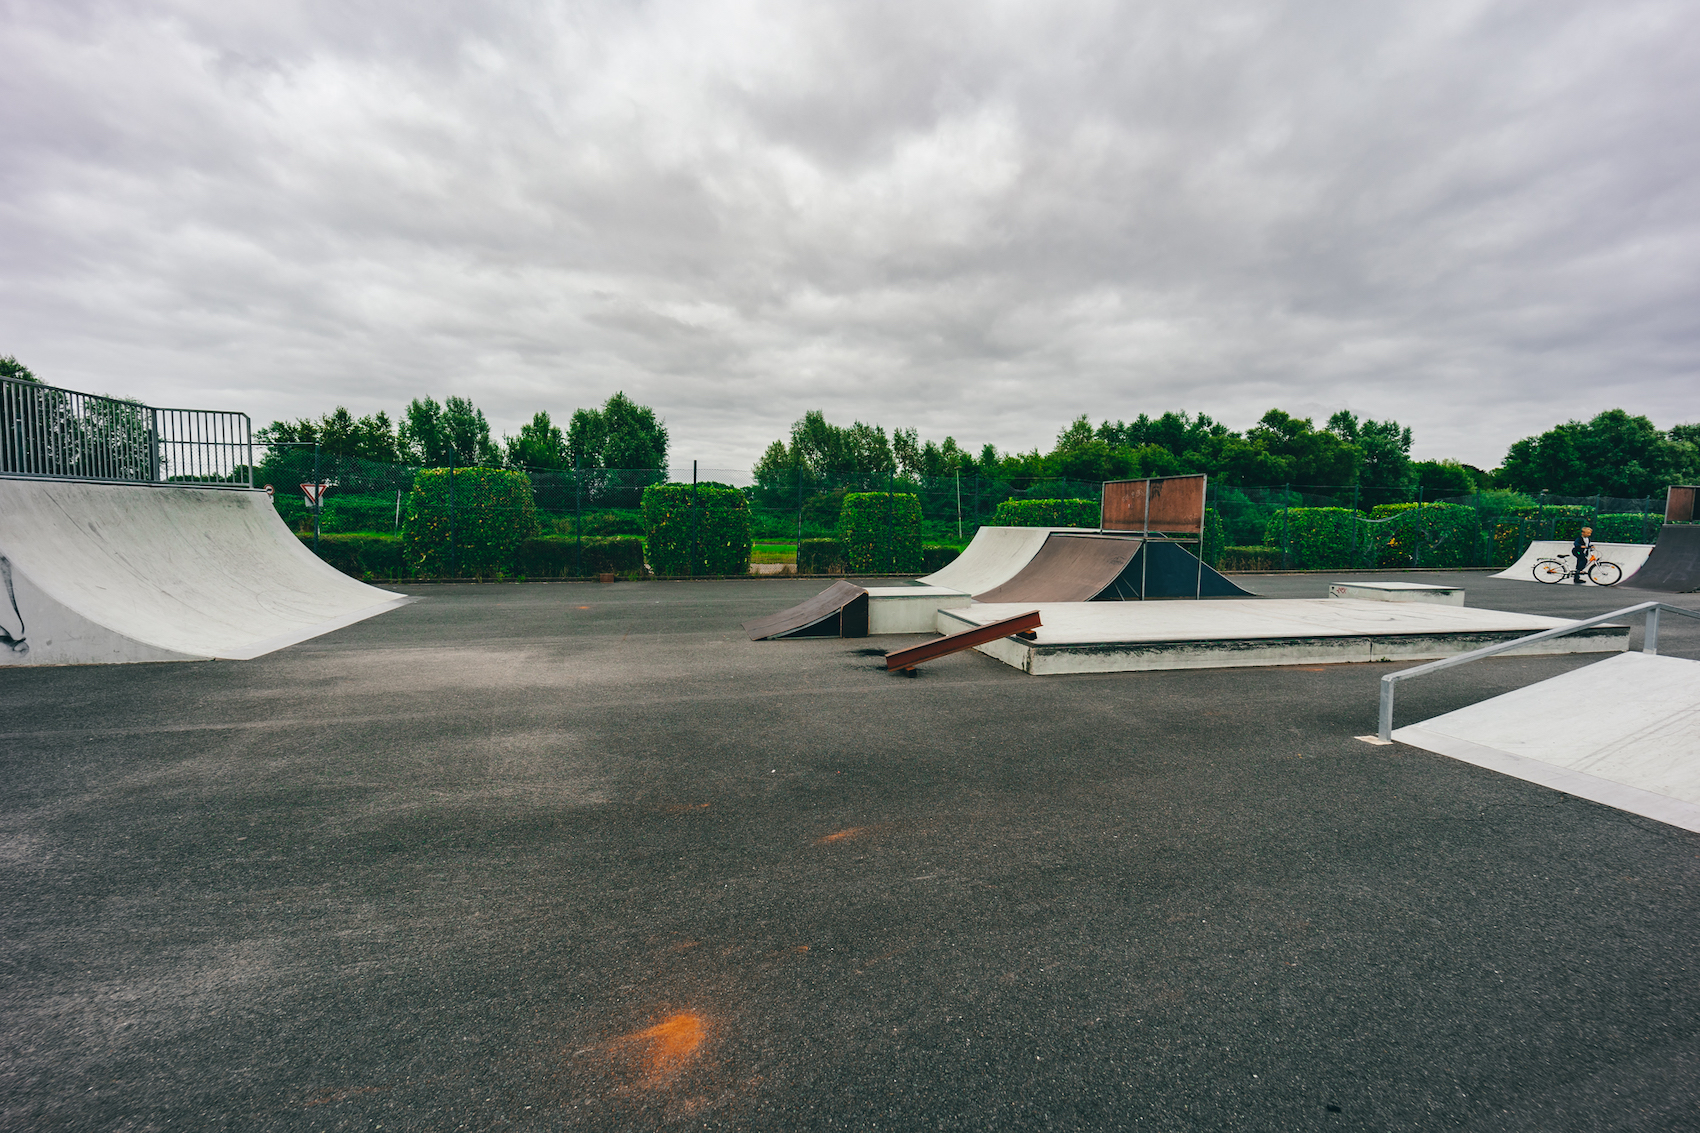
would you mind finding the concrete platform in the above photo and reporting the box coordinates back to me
[1394,651,1700,832]
[1328,581,1464,605]
[936,599,1629,675]
[866,585,972,633]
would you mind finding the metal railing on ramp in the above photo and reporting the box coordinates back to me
[1367,601,1700,743]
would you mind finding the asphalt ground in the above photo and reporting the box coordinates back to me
[3,570,1699,1132]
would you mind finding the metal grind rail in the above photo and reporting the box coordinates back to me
[1372,601,1700,743]
[1,375,252,487]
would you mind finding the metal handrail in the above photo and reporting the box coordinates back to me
[1376,601,1700,742]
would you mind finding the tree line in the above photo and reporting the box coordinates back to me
[755,406,1700,499]
[255,392,668,473]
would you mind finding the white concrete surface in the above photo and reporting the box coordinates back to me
[1327,581,1464,605]
[865,585,972,634]
[1491,540,1654,585]
[1394,651,1700,833]
[936,599,1628,675]
[0,479,411,665]
[917,526,1072,596]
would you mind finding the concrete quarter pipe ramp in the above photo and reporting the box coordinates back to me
[916,526,1063,595]
[1625,525,1700,593]
[0,479,411,665]
[1490,540,1655,586]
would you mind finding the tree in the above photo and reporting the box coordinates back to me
[1413,459,1476,497]
[1241,409,1361,486]
[256,407,399,462]
[503,411,569,470]
[1,355,37,382]
[1326,410,1413,489]
[400,396,500,467]
[1498,410,1697,497]
[566,392,668,471]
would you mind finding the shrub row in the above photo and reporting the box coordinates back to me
[1593,512,1664,544]
[641,482,753,576]
[838,492,923,572]
[513,536,646,578]
[298,534,408,579]
[797,539,846,574]
[302,532,646,579]
[402,468,539,576]
[991,497,1101,528]
[1219,546,1281,571]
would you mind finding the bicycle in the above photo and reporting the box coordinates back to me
[1533,552,1622,586]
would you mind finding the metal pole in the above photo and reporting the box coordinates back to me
[448,451,457,579]
[956,469,962,541]
[1140,478,1150,600]
[1646,606,1660,656]
[312,442,321,552]
[574,456,582,578]
[1196,476,1206,601]
[796,462,804,548]
[886,467,894,572]
[691,460,698,577]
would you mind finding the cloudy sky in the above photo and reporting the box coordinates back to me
[3,0,1696,471]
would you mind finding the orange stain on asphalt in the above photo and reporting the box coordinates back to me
[618,1012,707,1082]
[816,826,869,844]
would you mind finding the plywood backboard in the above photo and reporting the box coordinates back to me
[1101,475,1207,534]
[1666,485,1698,524]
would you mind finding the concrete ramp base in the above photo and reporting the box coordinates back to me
[0,479,412,666]
[1394,652,1700,833]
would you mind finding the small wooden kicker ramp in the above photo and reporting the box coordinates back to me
[744,580,870,640]
[0,479,411,665]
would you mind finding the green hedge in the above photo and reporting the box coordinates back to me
[299,533,406,579]
[402,468,539,577]
[797,538,846,574]
[1220,545,1280,571]
[922,544,960,572]
[1261,508,1362,569]
[1593,513,1662,544]
[1369,503,1481,568]
[513,536,646,578]
[991,498,1100,527]
[838,493,923,572]
[642,482,752,576]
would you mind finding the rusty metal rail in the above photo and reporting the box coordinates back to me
[885,609,1042,675]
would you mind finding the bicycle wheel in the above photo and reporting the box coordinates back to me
[1533,559,1566,584]
[1588,560,1622,586]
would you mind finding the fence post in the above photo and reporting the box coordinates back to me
[574,456,583,578]
[691,460,698,577]
[312,442,322,553]
[1282,484,1290,570]
[796,463,804,548]
[448,452,457,578]
[956,469,962,541]
[886,468,894,572]
[149,408,161,483]
[1414,484,1424,568]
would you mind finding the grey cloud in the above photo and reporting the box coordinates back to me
[1,0,1695,470]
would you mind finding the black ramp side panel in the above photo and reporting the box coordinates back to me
[973,536,1141,603]
[744,581,871,640]
[1625,525,1700,593]
[1117,542,1256,599]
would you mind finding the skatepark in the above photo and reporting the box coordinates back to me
[5,412,1700,1129]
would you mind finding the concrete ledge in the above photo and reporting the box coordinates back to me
[1328,581,1465,605]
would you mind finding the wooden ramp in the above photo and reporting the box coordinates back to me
[744,581,870,640]
[1625,525,1700,593]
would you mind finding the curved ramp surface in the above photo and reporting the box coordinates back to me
[917,526,1069,595]
[0,480,410,665]
[744,581,869,640]
[972,535,1254,603]
[1490,540,1655,586]
[1624,525,1700,593]
[973,535,1142,603]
